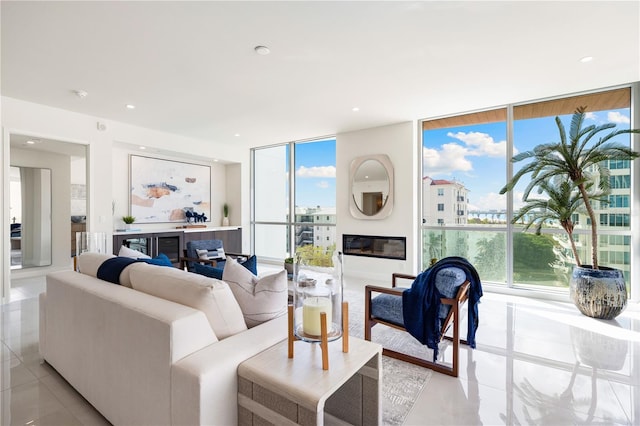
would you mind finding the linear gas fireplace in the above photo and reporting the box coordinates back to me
[342,234,406,260]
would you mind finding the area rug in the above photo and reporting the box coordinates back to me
[343,287,435,425]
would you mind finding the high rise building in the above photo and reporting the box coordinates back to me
[422,177,469,225]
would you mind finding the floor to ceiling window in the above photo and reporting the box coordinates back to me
[252,137,336,264]
[421,85,636,295]
[421,108,508,284]
[512,87,634,289]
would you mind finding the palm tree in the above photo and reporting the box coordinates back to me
[500,106,640,270]
[512,178,604,267]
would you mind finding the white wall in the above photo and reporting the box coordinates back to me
[111,145,232,231]
[336,121,419,283]
[1,96,248,301]
[70,156,86,216]
[225,163,241,226]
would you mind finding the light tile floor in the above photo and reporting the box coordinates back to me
[2,275,639,425]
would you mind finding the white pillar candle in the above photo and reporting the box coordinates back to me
[302,297,332,336]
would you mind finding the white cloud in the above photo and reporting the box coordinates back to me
[470,192,507,211]
[447,131,507,158]
[608,111,630,124]
[423,144,472,176]
[296,165,336,178]
[584,112,598,121]
[423,131,507,177]
[316,181,329,189]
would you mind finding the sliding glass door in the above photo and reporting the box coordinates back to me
[252,138,336,263]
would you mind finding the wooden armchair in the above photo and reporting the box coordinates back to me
[365,272,470,377]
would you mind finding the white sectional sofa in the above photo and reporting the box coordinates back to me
[39,253,288,425]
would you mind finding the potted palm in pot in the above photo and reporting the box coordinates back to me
[500,106,640,319]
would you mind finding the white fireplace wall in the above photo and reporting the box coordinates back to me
[336,121,419,283]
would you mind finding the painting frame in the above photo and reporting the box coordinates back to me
[129,155,211,224]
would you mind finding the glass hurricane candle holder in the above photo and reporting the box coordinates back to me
[293,252,343,343]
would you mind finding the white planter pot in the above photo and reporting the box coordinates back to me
[222,217,230,227]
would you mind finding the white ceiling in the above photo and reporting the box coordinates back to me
[2,1,639,149]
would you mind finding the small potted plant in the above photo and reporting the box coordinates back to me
[284,257,294,276]
[222,203,230,226]
[122,215,136,230]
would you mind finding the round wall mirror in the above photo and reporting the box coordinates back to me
[349,154,394,219]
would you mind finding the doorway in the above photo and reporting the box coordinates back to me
[8,134,87,273]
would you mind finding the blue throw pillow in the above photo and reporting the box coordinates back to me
[193,262,225,280]
[241,255,258,275]
[139,253,173,267]
[193,255,258,279]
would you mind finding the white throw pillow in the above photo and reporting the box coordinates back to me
[129,263,247,339]
[196,248,225,260]
[118,245,151,259]
[196,248,210,260]
[222,256,288,328]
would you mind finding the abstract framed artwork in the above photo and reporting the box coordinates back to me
[129,155,211,223]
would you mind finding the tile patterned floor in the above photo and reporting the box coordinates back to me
[2,274,639,425]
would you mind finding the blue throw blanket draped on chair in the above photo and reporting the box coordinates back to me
[402,256,482,360]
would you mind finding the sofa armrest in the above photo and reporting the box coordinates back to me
[171,314,288,426]
[43,270,218,426]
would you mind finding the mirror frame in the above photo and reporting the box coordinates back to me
[349,154,394,220]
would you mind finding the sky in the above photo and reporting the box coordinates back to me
[289,108,633,211]
[422,108,633,212]
[293,138,336,208]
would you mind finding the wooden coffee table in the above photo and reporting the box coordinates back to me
[238,336,382,425]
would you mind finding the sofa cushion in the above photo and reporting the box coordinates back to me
[118,245,151,259]
[222,257,287,328]
[130,263,247,339]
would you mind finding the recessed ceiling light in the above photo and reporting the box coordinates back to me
[73,90,88,99]
[126,104,136,109]
[580,56,593,63]
[26,140,36,145]
[234,133,240,137]
[254,45,270,55]
[213,159,219,162]
[352,107,360,112]
[139,146,146,150]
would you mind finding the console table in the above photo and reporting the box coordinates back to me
[238,337,382,425]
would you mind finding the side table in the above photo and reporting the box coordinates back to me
[238,336,382,425]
